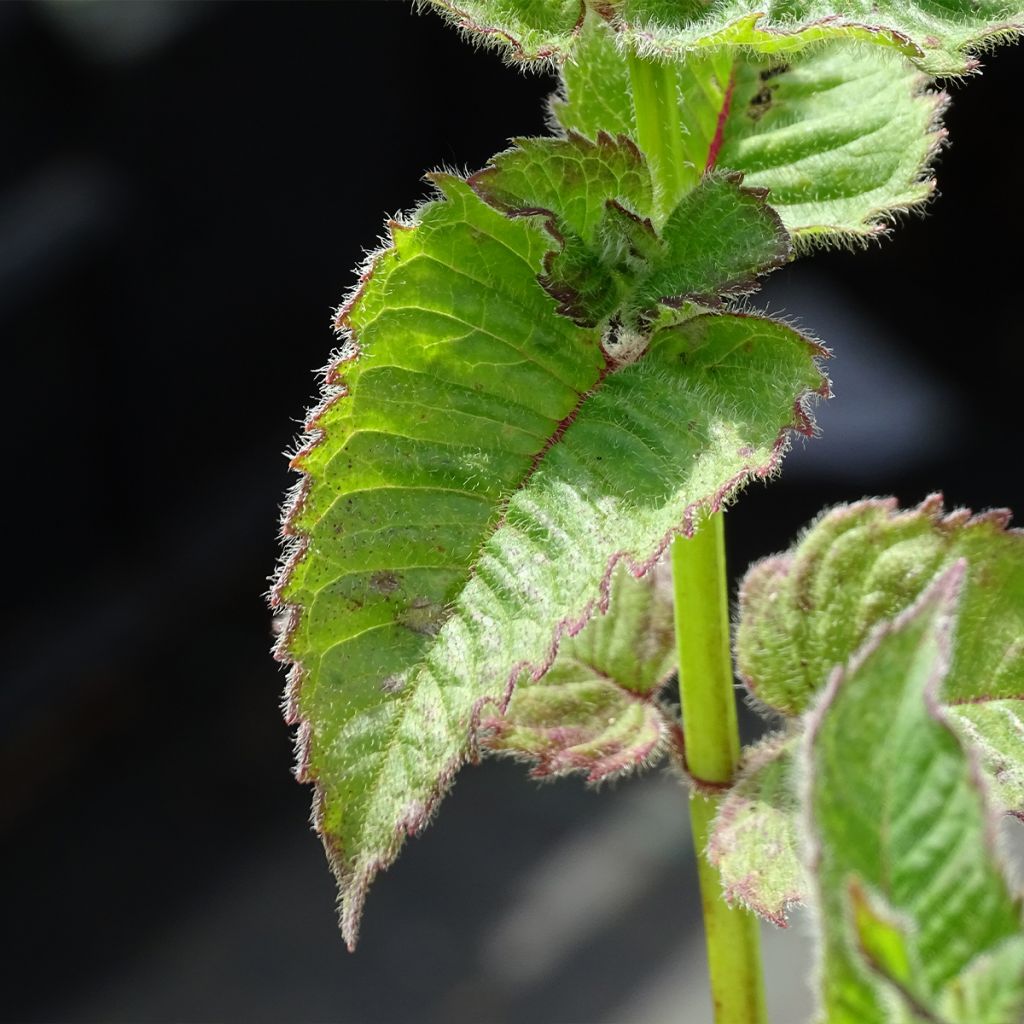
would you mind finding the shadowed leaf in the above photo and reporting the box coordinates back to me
[707,733,805,925]
[481,562,679,781]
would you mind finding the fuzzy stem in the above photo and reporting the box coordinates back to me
[672,514,767,1024]
[629,46,768,1021]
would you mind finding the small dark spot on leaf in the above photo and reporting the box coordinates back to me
[747,87,775,122]
[370,570,401,594]
[381,673,407,694]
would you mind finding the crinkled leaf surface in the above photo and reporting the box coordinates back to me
[423,0,1022,74]
[706,733,805,925]
[738,495,1024,716]
[274,169,826,947]
[552,23,945,245]
[480,561,680,781]
[805,567,1024,1023]
[471,135,790,326]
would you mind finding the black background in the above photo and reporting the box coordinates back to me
[2,1,1021,1020]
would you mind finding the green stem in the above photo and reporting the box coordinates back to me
[629,46,768,1022]
[672,514,767,1024]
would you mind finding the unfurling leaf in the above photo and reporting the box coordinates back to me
[805,566,1024,1023]
[470,134,790,326]
[480,561,680,782]
[553,24,946,246]
[274,168,826,947]
[423,0,1022,75]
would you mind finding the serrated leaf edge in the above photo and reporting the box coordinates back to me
[737,492,1024,714]
[270,171,829,948]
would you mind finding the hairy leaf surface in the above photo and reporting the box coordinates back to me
[423,0,1022,74]
[480,562,680,781]
[706,733,805,925]
[470,135,790,325]
[950,700,1024,817]
[553,24,945,245]
[738,495,1024,716]
[805,567,1024,1023]
[274,172,826,947]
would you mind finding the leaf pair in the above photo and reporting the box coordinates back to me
[714,497,1024,926]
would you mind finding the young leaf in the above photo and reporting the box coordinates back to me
[706,732,805,926]
[423,0,1023,75]
[480,561,681,782]
[470,135,790,327]
[804,565,1024,1023]
[553,23,945,246]
[737,495,1024,716]
[274,171,827,947]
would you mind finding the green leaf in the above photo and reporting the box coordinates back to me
[480,562,680,781]
[846,881,930,1017]
[737,495,1024,716]
[423,0,1023,75]
[470,134,790,326]
[950,700,1024,817]
[553,23,945,246]
[717,49,944,247]
[706,732,805,925]
[939,936,1024,1024]
[804,565,1023,1023]
[274,171,827,947]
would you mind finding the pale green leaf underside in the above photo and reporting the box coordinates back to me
[422,0,1022,75]
[275,172,825,947]
[553,25,944,244]
[805,569,1024,1023]
[951,699,1024,816]
[706,732,804,925]
[737,495,1024,716]
[481,562,679,781]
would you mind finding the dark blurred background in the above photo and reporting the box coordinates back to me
[1,2,1021,1021]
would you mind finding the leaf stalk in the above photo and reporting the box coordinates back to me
[672,514,767,1024]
